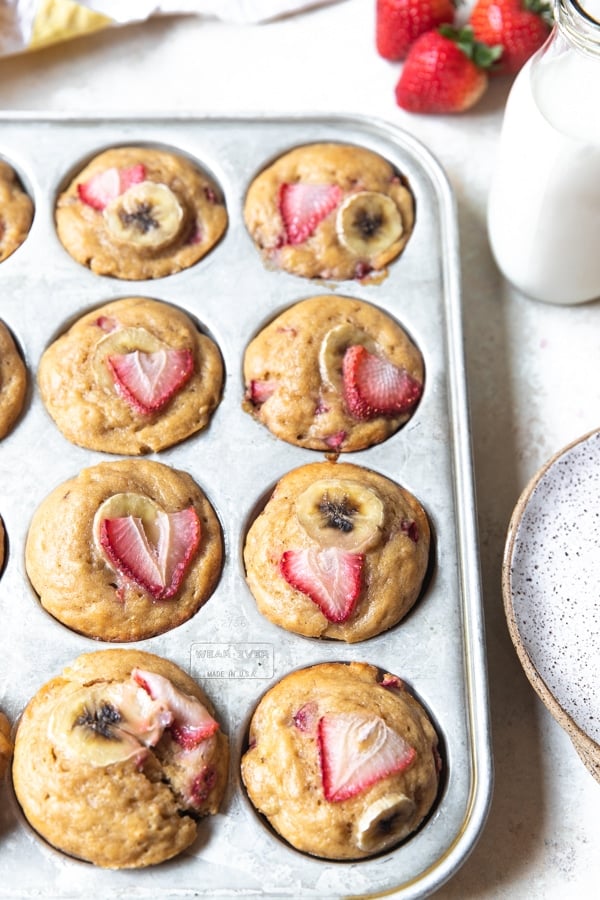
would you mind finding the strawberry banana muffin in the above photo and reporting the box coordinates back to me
[0,711,12,779]
[244,460,430,642]
[55,146,227,280]
[37,297,223,455]
[243,295,424,453]
[244,142,415,281]
[0,319,27,441]
[13,649,229,868]
[25,459,223,642]
[241,661,440,859]
[0,159,33,263]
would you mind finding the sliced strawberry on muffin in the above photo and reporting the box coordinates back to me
[278,182,342,245]
[97,504,201,601]
[342,344,423,419]
[78,164,146,210]
[317,712,417,802]
[107,347,195,414]
[280,547,364,623]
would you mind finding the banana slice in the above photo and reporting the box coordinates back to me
[47,682,169,768]
[92,326,167,391]
[103,181,184,250]
[92,492,164,554]
[336,191,403,257]
[318,323,377,388]
[295,478,385,552]
[356,792,416,852]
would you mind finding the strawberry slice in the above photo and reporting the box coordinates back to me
[132,668,220,749]
[278,182,342,245]
[342,345,422,420]
[279,546,363,623]
[248,379,278,405]
[107,347,194,415]
[77,163,146,210]
[99,506,201,600]
[318,712,416,802]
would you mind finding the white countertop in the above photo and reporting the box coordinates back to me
[1,1,599,896]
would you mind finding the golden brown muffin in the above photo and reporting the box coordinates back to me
[0,159,33,263]
[244,142,414,281]
[241,661,440,860]
[37,297,223,455]
[25,459,223,642]
[13,649,229,868]
[55,146,227,279]
[244,460,430,642]
[0,711,12,778]
[0,319,27,441]
[243,295,424,453]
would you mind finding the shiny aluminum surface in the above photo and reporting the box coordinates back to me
[0,113,492,899]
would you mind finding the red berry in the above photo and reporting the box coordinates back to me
[318,712,416,802]
[107,347,194,415]
[395,26,501,114]
[280,546,363,623]
[100,507,201,600]
[376,0,455,60]
[342,344,422,418]
[77,164,146,210]
[470,0,552,75]
[278,182,342,245]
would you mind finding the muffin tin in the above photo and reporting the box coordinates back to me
[0,113,492,899]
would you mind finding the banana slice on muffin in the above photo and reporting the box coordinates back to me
[13,650,229,868]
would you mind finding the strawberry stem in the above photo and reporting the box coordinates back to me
[438,24,503,69]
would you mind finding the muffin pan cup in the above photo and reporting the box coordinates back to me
[0,112,492,898]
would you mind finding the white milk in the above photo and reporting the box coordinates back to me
[487,2,600,305]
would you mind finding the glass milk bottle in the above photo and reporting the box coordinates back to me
[487,0,600,304]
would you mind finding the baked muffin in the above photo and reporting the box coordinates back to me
[243,295,424,453]
[241,661,440,860]
[0,711,12,779]
[25,459,223,642]
[13,649,229,868]
[244,142,414,281]
[37,297,223,455]
[0,159,33,263]
[0,319,27,440]
[55,146,227,279]
[243,460,430,642]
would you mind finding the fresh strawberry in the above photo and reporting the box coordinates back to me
[342,345,422,419]
[107,347,194,415]
[132,668,220,749]
[395,26,502,114]
[317,713,416,802]
[77,163,146,210]
[470,0,552,75]
[278,182,342,245]
[280,546,363,623]
[99,506,201,600]
[376,0,455,61]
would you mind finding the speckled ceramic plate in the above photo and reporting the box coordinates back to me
[503,428,600,780]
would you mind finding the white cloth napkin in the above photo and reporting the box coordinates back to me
[80,0,342,24]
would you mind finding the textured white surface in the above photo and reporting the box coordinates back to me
[0,0,599,896]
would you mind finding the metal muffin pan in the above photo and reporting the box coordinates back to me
[0,112,492,899]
